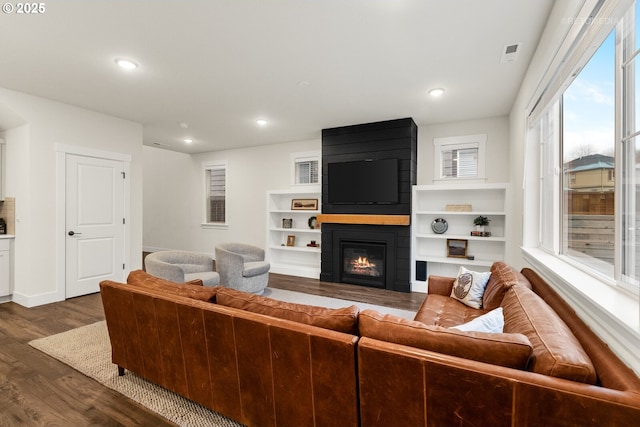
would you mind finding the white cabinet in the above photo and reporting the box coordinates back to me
[411,183,508,292]
[0,140,5,201]
[266,189,321,279]
[0,239,12,298]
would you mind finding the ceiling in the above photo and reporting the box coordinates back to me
[0,0,554,154]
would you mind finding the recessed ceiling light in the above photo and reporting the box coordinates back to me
[184,138,193,144]
[115,58,138,70]
[256,119,268,126]
[428,88,445,97]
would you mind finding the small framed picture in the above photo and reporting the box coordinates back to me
[282,218,293,229]
[291,198,318,210]
[286,235,296,247]
[447,239,468,258]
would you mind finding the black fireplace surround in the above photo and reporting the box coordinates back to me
[322,224,410,291]
[320,118,417,292]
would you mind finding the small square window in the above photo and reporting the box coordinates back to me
[291,151,320,186]
[295,160,319,184]
[433,134,486,182]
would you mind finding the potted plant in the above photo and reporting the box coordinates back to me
[473,216,490,232]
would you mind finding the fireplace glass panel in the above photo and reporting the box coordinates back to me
[340,241,386,288]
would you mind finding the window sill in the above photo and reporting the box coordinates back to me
[522,247,640,375]
[201,223,229,230]
[433,177,487,184]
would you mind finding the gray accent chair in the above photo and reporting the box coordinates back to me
[215,243,270,294]
[144,250,220,286]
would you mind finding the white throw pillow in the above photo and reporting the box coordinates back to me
[451,307,504,333]
[450,266,491,309]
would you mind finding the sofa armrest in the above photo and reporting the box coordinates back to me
[427,275,455,296]
[145,260,186,283]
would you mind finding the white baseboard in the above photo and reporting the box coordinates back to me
[12,290,63,308]
[270,264,320,279]
[411,281,428,293]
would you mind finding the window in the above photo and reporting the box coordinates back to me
[562,29,616,276]
[203,162,227,226]
[291,151,320,185]
[530,1,640,292]
[433,134,486,182]
[296,159,318,184]
[622,2,640,287]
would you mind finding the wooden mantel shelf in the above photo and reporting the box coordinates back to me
[317,214,410,226]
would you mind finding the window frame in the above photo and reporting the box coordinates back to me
[527,1,635,289]
[201,160,229,229]
[433,134,487,183]
[290,150,321,187]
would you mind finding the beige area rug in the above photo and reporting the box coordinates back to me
[29,321,244,427]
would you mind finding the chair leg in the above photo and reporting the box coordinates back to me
[118,366,125,376]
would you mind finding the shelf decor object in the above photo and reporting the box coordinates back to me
[445,204,472,212]
[431,217,448,234]
[473,215,491,233]
[291,198,318,210]
[308,216,317,229]
[447,239,468,258]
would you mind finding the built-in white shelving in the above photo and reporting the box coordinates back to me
[266,189,321,279]
[411,183,508,292]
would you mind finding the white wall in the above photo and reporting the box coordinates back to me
[143,139,320,256]
[0,87,143,307]
[144,118,511,257]
[417,116,510,185]
[143,117,511,257]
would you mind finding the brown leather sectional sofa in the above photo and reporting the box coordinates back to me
[100,265,640,427]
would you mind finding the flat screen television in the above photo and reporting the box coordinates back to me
[328,158,398,204]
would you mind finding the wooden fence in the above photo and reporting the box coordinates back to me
[566,214,614,265]
[566,191,614,215]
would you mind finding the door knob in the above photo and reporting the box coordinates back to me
[68,231,82,236]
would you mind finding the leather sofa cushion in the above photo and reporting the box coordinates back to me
[502,284,597,384]
[482,262,531,311]
[359,309,533,369]
[413,294,489,328]
[126,269,218,302]
[216,287,359,334]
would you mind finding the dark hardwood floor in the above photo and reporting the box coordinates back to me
[0,272,425,426]
[0,292,177,426]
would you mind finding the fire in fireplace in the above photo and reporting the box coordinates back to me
[340,241,386,288]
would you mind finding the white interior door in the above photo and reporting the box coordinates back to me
[65,154,125,298]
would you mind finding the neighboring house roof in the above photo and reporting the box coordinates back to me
[564,154,614,173]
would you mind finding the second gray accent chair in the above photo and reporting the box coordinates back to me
[215,243,270,294]
[144,250,220,286]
